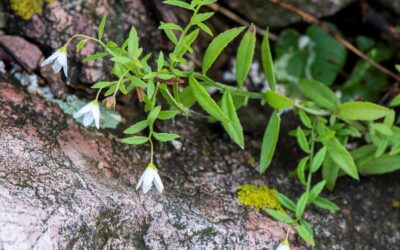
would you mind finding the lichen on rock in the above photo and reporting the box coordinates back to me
[10,0,53,20]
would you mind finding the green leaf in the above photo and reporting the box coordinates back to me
[172,29,199,60]
[163,28,178,44]
[313,197,340,212]
[389,94,400,107]
[276,193,296,212]
[202,27,245,74]
[91,81,115,89]
[261,28,276,90]
[123,120,148,134]
[163,0,193,10]
[98,16,107,40]
[158,110,180,120]
[358,154,400,175]
[220,90,244,148]
[153,132,180,142]
[306,24,347,86]
[298,109,312,128]
[147,105,162,126]
[310,147,327,173]
[111,56,132,64]
[325,137,359,179]
[259,111,281,174]
[121,136,148,145]
[157,51,164,71]
[299,79,340,111]
[128,27,139,58]
[322,155,339,191]
[158,22,183,31]
[296,156,309,185]
[264,91,294,109]
[179,86,196,108]
[236,24,256,88]
[83,52,109,62]
[370,123,393,136]
[308,180,326,203]
[197,22,213,36]
[189,76,229,123]
[337,101,392,121]
[264,209,294,224]
[159,84,188,114]
[295,192,309,220]
[76,39,88,52]
[192,12,214,23]
[296,127,310,153]
[296,223,315,246]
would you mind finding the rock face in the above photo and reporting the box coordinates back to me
[1,77,399,249]
[220,0,356,28]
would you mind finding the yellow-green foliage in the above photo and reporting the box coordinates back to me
[237,184,285,213]
[10,0,53,21]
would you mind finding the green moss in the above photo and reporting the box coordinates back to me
[10,0,53,21]
[237,184,285,213]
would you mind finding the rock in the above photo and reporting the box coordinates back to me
[219,0,356,28]
[1,77,399,249]
[0,35,43,70]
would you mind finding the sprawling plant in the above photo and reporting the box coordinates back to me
[41,0,400,247]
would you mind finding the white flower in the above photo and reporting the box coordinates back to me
[298,35,310,50]
[40,47,68,77]
[276,240,290,250]
[73,100,100,129]
[136,163,164,194]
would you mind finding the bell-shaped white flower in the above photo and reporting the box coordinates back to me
[276,240,290,250]
[136,163,164,194]
[73,100,100,129]
[40,47,68,77]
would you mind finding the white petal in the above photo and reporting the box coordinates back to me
[142,168,155,194]
[136,172,145,190]
[57,52,67,67]
[62,63,68,77]
[40,51,59,67]
[83,112,94,127]
[52,60,62,73]
[153,172,164,193]
[276,244,290,250]
[92,104,100,129]
[73,103,95,119]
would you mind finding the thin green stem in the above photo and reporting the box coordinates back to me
[113,70,131,98]
[95,88,103,101]
[194,73,264,99]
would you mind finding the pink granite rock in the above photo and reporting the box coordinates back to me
[0,35,43,70]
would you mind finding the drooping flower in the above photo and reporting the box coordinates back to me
[276,239,290,250]
[136,163,164,194]
[73,100,100,129]
[40,46,68,77]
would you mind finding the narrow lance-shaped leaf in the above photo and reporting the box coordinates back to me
[188,75,229,123]
[236,24,256,88]
[202,27,245,74]
[325,137,359,180]
[123,120,148,134]
[295,192,309,220]
[128,27,139,58]
[153,132,180,142]
[259,111,280,174]
[336,101,392,121]
[296,127,310,153]
[261,28,276,90]
[264,90,294,109]
[220,90,244,149]
[98,16,107,40]
[299,79,340,111]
